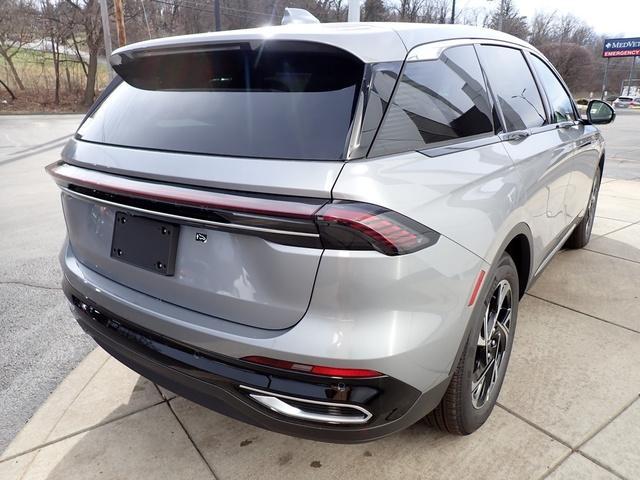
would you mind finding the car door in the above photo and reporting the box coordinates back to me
[476,44,573,268]
[527,53,601,223]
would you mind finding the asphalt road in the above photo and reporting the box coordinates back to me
[599,109,640,179]
[0,110,638,453]
[0,115,93,452]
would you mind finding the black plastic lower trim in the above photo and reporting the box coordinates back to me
[63,278,448,443]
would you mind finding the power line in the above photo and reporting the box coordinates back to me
[150,0,212,14]
[148,0,273,18]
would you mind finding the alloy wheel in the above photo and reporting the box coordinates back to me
[471,279,513,409]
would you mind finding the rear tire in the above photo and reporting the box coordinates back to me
[425,252,519,435]
[565,166,601,249]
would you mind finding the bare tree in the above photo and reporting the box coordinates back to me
[485,0,528,39]
[529,11,556,47]
[64,0,104,106]
[0,78,17,99]
[539,43,594,92]
[40,0,74,104]
[363,0,388,21]
[0,0,36,90]
[421,0,449,23]
[397,0,423,22]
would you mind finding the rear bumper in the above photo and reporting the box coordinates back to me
[63,278,449,443]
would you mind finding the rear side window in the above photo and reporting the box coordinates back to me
[370,45,493,157]
[77,42,364,161]
[530,55,576,123]
[477,45,546,131]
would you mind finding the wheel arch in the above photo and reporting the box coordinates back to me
[493,223,534,298]
[598,149,605,175]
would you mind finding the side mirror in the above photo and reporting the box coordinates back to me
[586,100,616,125]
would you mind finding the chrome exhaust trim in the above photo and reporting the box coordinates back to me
[239,385,372,425]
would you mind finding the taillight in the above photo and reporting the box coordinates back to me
[315,202,439,256]
[47,162,439,255]
[242,356,384,378]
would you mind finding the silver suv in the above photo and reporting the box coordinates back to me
[48,23,615,441]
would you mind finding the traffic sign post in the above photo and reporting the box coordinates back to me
[602,38,640,98]
[601,58,609,100]
[628,56,637,96]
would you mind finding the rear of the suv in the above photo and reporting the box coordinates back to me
[613,96,634,108]
[49,23,609,442]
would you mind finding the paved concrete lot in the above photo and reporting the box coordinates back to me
[1,113,639,479]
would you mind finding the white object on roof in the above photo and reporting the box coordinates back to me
[281,8,320,25]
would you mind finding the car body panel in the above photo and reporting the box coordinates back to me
[565,125,603,219]
[61,191,324,330]
[501,129,574,266]
[331,143,519,266]
[61,138,343,198]
[61,232,487,391]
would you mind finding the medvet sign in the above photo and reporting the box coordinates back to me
[603,38,640,58]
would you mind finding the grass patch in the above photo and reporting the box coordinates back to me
[0,46,110,112]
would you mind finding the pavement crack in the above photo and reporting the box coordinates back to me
[583,247,640,266]
[0,399,163,464]
[166,401,219,479]
[525,293,640,335]
[0,281,61,291]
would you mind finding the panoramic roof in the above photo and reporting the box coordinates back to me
[112,22,533,64]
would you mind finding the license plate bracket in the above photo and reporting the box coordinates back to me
[111,212,179,276]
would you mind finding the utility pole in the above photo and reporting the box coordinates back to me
[498,0,505,32]
[601,58,610,100]
[627,56,637,96]
[348,0,360,22]
[450,0,456,24]
[214,0,221,31]
[97,0,113,80]
[113,0,127,47]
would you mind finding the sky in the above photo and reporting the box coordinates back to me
[458,0,640,37]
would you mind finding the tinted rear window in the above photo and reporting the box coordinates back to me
[370,45,493,156]
[77,42,364,160]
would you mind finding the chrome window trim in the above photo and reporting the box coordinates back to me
[406,38,476,62]
[406,37,537,63]
[420,134,502,158]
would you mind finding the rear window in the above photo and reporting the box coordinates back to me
[77,42,364,160]
[618,97,633,101]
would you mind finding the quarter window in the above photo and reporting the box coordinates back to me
[530,55,577,123]
[477,45,546,131]
[370,45,493,156]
